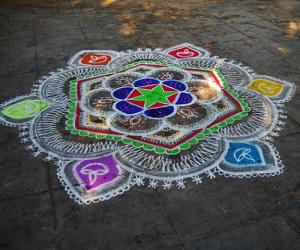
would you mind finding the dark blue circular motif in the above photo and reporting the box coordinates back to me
[112,77,195,119]
[162,80,187,91]
[144,106,175,119]
[115,101,143,115]
[133,78,160,87]
[112,87,133,100]
[176,92,194,105]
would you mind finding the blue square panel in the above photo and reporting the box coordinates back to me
[225,142,266,167]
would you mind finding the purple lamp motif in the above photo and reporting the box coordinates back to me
[73,155,121,191]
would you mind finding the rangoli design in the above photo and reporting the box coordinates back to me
[0,43,295,204]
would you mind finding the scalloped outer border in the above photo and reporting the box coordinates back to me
[0,44,296,205]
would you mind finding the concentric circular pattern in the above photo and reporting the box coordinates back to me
[111,77,195,119]
[0,43,295,204]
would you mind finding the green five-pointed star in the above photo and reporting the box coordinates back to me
[131,84,177,108]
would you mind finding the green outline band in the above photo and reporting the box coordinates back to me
[66,61,251,155]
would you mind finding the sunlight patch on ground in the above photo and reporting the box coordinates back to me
[100,0,119,7]
[276,47,290,54]
[120,21,137,36]
[285,21,300,37]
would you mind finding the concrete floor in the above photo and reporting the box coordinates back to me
[0,0,299,249]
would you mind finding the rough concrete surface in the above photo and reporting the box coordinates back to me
[0,0,299,249]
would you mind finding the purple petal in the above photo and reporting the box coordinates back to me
[176,92,194,105]
[144,106,175,118]
[163,80,187,91]
[112,87,133,100]
[133,78,160,87]
[115,101,143,115]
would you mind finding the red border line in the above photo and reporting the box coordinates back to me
[73,65,243,149]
